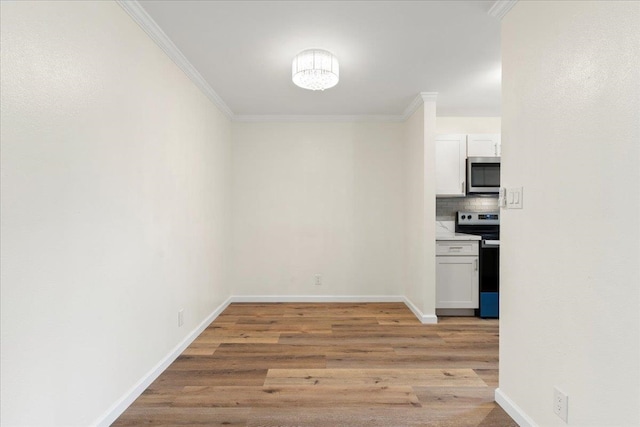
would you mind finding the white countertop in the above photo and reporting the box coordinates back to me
[436,232,481,241]
[435,221,480,241]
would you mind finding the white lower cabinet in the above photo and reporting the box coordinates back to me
[436,241,479,309]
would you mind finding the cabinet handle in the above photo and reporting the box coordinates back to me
[461,181,465,193]
[449,246,463,250]
[475,259,478,271]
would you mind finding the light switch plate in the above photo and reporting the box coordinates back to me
[506,187,523,209]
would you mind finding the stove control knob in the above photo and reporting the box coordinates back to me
[461,215,466,220]
[467,215,473,220]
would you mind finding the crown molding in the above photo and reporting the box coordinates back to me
[488,0,518,20]
[117,1,439,124]
[401,92,439,120]
[235,92,438,123]
[420,92,438,103]
[402,95,425,120]
[232,114,405,123]
[116,0,234,119]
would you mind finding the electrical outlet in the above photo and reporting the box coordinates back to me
[178,309,184,327]
[315,274,322,286]
[553,387,568,422]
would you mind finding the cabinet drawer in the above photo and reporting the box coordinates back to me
[436,240,479,256]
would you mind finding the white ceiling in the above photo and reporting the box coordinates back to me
[137,0,502,118]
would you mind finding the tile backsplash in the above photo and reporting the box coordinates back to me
[436,196,499,220]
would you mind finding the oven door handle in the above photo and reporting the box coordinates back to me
[482,240,500,248]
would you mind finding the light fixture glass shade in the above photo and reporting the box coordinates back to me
[292,49,339,91]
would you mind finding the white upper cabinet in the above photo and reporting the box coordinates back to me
[467,134,501,157]
[436,134,466,197]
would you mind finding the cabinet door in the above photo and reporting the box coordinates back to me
[435,134,466,197]
[467,134,501,157]
[436,256,479,309]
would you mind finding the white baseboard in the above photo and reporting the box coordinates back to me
[403,296,438,324]
[229,295,405,303]
[92,296,233,427]
[495,388,538,427]
[230,295,434,323]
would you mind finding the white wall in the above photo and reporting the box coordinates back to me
[436,117,501,134]
[0,2,231,426]
[231,122,404,297]
[403,107,426,314]
[423,102,437,320]
[499,1,639,425]
[402,99,437,321]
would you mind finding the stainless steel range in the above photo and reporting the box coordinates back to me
[455,211,500,318]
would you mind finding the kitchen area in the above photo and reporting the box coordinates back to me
[435,133,501,318]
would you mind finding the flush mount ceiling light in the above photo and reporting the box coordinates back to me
[292,49,339,91]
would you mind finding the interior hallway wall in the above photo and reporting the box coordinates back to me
[499,1,640,425]
[0,2,232,425]
[402,98,437,320]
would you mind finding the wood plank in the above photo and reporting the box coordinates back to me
[194,331,281,344]
[437,331,499,344]
[377,318,426,325]
[393,342,497,355]
[330,324,442,334]
[277,334,445,347]
[128,388,181,407]
[212,343,332,355]
[153,369,268,386]
[478,406,520,427]
[264,368,486,387]
[236,316,379,326]
[113,407,249,426]
[414,386,495,408]
[207,323,275,332]
[173,385,421,408]
[181,342,219,356]
[168,354,326,370]
[326,353,497,370]
[473,369,499,388]
[206,314,241,324]
[246,407,495,427]
[437,317,499,326]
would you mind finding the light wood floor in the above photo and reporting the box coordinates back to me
[113,303,517,426]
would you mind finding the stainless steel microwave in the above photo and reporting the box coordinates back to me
[467,157,500,194]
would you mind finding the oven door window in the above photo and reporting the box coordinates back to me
[471,163,500,188]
